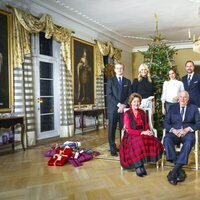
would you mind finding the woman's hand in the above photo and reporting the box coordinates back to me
[173,96,179,102]
[162,107,166,115]
[141,130,153,136]
[152,99,156,114]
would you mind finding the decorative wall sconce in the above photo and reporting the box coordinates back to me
[193,39,200,54]
[188,29,200,54]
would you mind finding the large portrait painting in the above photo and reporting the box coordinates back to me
[0,10,12,112]
[72,37,95,106]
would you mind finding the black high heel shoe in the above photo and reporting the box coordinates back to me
[135,167,143,177]
[141,166,147,176]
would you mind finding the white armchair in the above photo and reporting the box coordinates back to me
[140,96,156,136]
[161,129,199,170]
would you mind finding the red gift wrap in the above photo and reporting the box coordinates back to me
[48,147,72,166]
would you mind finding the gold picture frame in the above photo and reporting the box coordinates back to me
[72,37,95,106]
[0,10,13,113]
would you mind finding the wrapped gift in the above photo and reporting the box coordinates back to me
[68,150,94,167]
[61,141,81,149]
[48,147,72,166]
[83,148,100,156]
[44,144,60,157]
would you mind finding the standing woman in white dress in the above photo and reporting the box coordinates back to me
[161,69,184,115]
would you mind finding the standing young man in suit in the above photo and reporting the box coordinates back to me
[163,91,200,185]
[107,63,132,156]
[182,60,200,107]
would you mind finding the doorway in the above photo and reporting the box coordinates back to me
[32,32,60,140]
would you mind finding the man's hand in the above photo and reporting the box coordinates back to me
[172,127,191,137]
[179,127,191,137]
[172,129,182,137]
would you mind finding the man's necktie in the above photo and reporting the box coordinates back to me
[188,75,191,86]
[118,77,122,87]
[181,107,185,121]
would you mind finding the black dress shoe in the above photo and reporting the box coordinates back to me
[111,151,118,156]
[177,169,186,182]
[141,166,147,176]
[167,171,177,185]
[135,167,143,177]
[180,169,186,176]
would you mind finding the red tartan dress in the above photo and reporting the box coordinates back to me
[120,108,163,169]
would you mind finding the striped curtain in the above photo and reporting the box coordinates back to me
[96,74,105,108]
[95,73,105,126]
[14,54,36,146]
[60,58,74,137]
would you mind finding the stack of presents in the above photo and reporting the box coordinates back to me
[44,141,100,167]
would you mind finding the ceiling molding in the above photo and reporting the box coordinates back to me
[6,0,198,53]
[31,0,133,51]
[132,42,193,52]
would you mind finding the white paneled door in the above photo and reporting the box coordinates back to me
[32,33,60,140]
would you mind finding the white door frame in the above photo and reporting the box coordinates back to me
[32,34,60,140]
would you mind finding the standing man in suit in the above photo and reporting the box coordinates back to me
[107,63,132,156]
[182,60,200,107]
[163,91,200,185]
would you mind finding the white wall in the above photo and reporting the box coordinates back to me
[121,51,132,81]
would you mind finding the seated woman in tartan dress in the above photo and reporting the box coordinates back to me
[120,93,163,177]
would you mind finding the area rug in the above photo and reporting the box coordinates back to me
[93,142,120,161]
[33,132,198,169]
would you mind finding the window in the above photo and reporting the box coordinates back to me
[39,32,53,56]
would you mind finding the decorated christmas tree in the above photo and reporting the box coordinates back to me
[140,15,178,137]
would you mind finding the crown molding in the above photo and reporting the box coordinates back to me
[132,42,193,52]
[30,0,133,52]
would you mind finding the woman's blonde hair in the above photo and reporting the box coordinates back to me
[128,93,142,106]
[138,63,152,82]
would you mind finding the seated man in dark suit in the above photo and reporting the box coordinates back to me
[163,90,200,185]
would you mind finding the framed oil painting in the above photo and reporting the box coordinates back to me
[72,37,95,106]
[0,10,13,112]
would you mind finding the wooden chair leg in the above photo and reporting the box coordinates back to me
[195,149,199,170]
[161,153,165,168]
[194,130,199,170]
[156,161,159,169]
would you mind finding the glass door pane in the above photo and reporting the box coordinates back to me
[39,61,54,132]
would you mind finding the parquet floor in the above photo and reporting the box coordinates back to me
[0,129,200,200]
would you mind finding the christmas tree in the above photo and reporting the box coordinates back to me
[140,16,178,137]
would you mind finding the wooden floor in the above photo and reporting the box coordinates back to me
[0,129,200,200]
